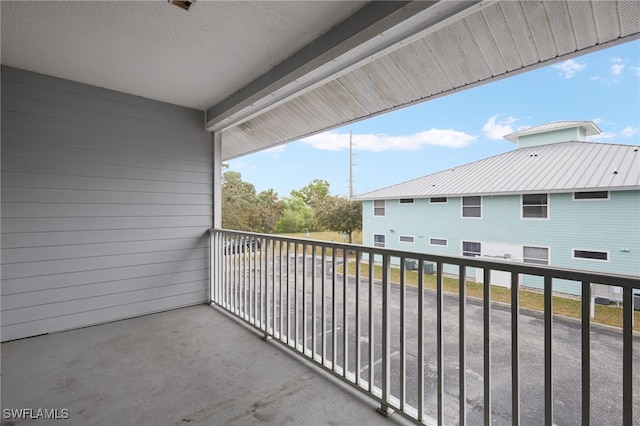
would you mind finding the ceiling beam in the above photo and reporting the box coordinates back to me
[205,0,484,132]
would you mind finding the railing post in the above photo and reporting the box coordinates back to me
[460,265,467,426]
[378,254,393,417]
[544,275,553,426]
[418,259,425,423]
[437,261,444,426]
[622,286,633,426]
[581,281,590,426]
[512,272,520,426]
[483,268,492,426]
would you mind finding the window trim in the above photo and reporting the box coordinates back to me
[461,196,482,219]
[429,237,448,247]
[430,197,448,204]
[373,200,386,217]
[572,248,609,262]
[399,198,415,205]
[523,245,550,265]
[521,193,549,220]
[573,191,609,201]
[399,235,415,243]
[373,233,386,248]
[461,240,482,257]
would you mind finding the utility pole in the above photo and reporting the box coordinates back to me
[349,130,354,199]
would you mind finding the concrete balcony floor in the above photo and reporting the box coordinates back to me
[1,304,411,426]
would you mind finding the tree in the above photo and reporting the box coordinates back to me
[255,189,283,233]
[290,179,331,231]
[221,171,261,231]
[276,197,315,233]
[317,196,362,243]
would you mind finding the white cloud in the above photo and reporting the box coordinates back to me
[552,59,586,79]
[263,144,286,155]
[301,129,476,152]
[482,114,518,140]
[630,65,640,77]
[621,126,640,137]
[610,57,625,75]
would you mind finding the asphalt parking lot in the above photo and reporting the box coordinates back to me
[234,253,639,425]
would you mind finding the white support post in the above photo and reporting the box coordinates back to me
[212,132,223,229]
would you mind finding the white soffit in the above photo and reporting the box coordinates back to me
[220,0,640,160]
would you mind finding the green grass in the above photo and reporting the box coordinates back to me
[276,230,362,245]
[269,232,638,330]
[340,261,640,331]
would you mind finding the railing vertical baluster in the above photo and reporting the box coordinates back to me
[418,259,425,423]
[343,249,349,377]
[279,240,283,340]
[378,254,391,416]
[512,272,520,426]
[294,242,299,349]
[272,239,276,335]
[332,249,338,370]
[312,244,317,359]
[303,243,308,353]
[355,251,362,386]
[460,265,467,426]
[437,261,444,426]
[483,267,491,426]
[264,238,269,335]
[544,275,553,426]
[368,253,374,393]
[400,257,406,411]
[623,286,633,426]
[321,246,327,365]
[581,281,590,426]
[286,242,291,346]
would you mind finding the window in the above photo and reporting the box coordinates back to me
[430,197,447,203]
[373,200,385,216]
[462,241,481,257]
[399,198,414,204]
[373,234,386,248]
[429,238,448,246]
[574,191,609,200]
[523,246,549,265]
[462,196,481,218]
[573,249,608,261]
[522,194,548,218]
[399,235,414,243]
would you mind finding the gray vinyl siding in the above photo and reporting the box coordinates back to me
[1,66,212,341]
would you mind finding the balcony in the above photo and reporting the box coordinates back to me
[3,229,638,425]
[209,229,639,425]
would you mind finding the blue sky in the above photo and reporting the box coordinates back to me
[228,39,640,198]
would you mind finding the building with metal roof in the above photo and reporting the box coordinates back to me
[357,122,640,297]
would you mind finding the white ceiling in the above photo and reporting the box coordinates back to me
[2,1,639,161]
[1,0,365,110]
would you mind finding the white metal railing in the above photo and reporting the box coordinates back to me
[209,229,639,425]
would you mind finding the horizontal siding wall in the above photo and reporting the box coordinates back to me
[1,66,212,341]
[363,192,640,295]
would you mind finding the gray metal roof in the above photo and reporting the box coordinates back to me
[355,142,640,200]
[504,121,602,143]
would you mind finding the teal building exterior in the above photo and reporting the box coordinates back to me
[356,122,640,297]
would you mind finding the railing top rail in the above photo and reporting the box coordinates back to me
[209,228,640,288]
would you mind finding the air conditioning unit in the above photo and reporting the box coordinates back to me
[405,260,417,271]
[423,262,435,274]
